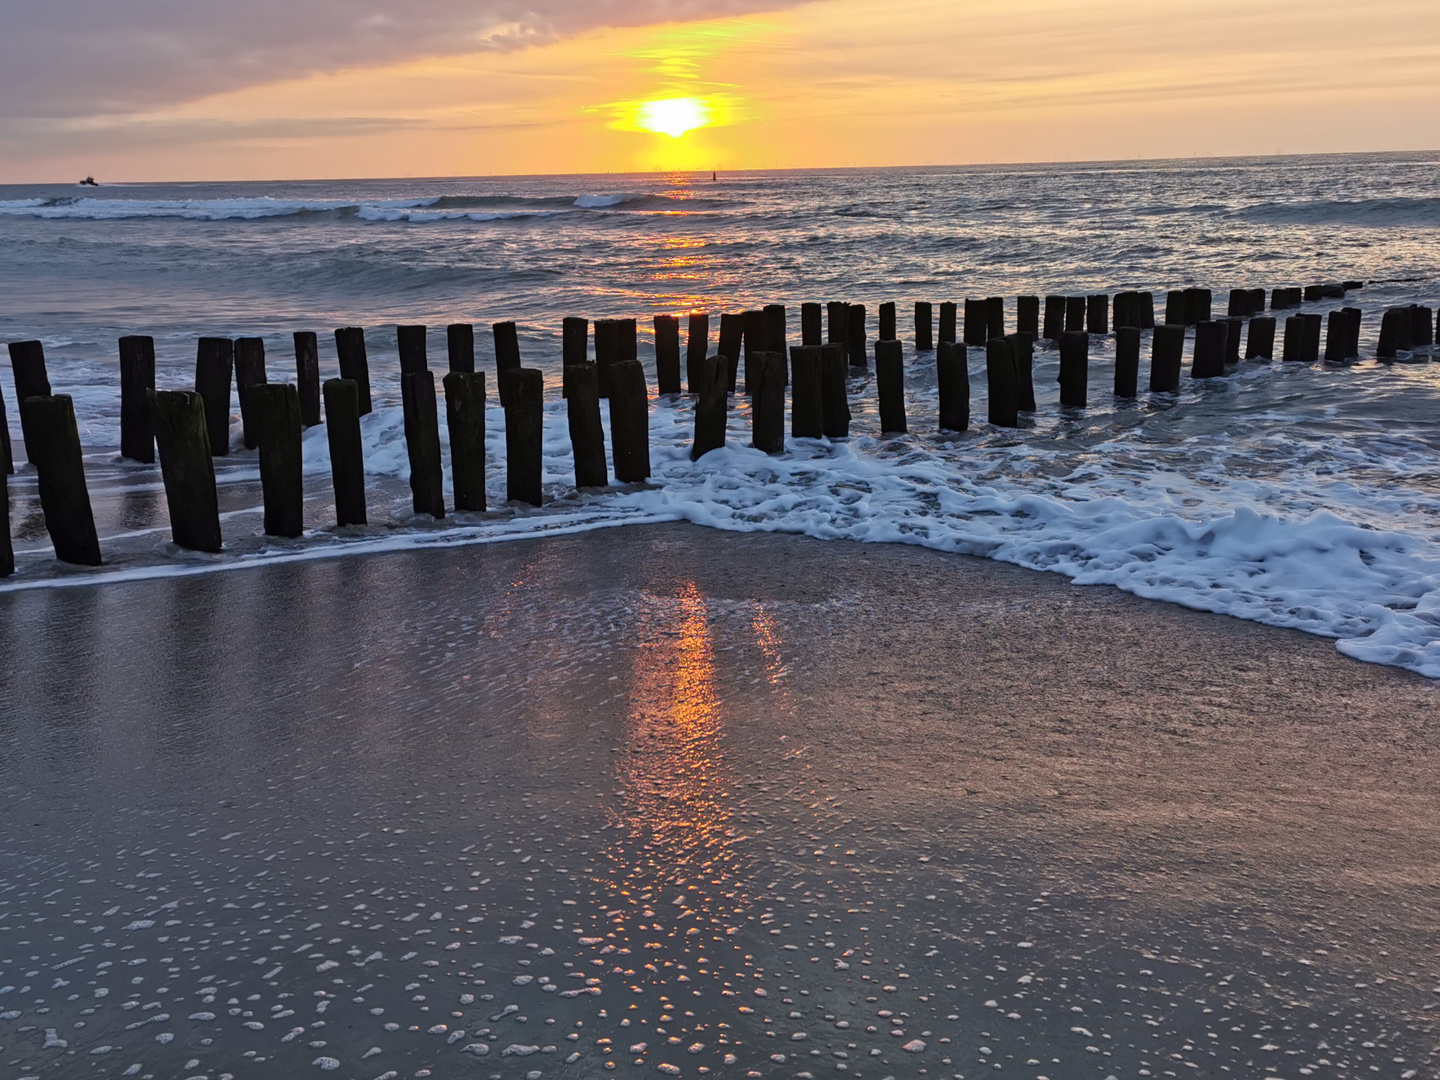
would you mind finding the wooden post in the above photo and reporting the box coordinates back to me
[608,359,651,482]
[0,465,11,576]
[118,335,156,463]
[1271,287,1302,311]
[620,318,638,367]
[986,339,1019,428]
[1009,332,1036,412]
[1377,308,1411,360]
[25,395,101,566]
[1058,331,1089,406]
[1304,285,1323,303]
[820,343,851,438]
[322,379,366,527]
[939,301,958,344]
[334,327,373,415]
[294,332,322,427]
[1219,317,1243,366]
[874,339,907,434]
[685,313,709,392]
[1061,296,1083,334]
[563,316,589,399]
[1165,291,1186,326]
[1324,311,1350,363]
[1184,288,1212,325]
[846,304,868,369]
[986,297,1006,339]
[878,302,897,342]
[1412,305,1434,348]
[233,337,268,450]
[1149,324,1185,392]
[914,302,933,351]
[1227,290,1253,317]
[1283,315,1315,362]
[9,340,51,465]
[690,354,729,460]
[655,315,682,395]
[402,370,445,518]
[751,352,786,453]
[251,383,304,538]
[1301,313,1322,363]
[718,313,743,392]
[801,303,822,347]
[398,324,428,374]
[1191,320,1228,378]
[493,321,521,407]
[1246,316,1277,360]
[1113,292,1134,329]
[0,377,12,476]
[195,336,234,457]
[764,305,788,384]
[936,341,970,432]
[1016,296,1039,339]
[447,324,476,373]
[594,318,620,399]
[964,299,988,346]
[742,310,765,394]
[789,345,824,438]
[1114,327,1140,397]
[443,370,487,512]
[566,362,608,487]
[827,302,849,348]
[1342,308,1363,359]
[502,367,544,505]
[1043,295,1066,341]
[1086,295,1109,335]
[152,389,223,552]
[1140,292,1156,329]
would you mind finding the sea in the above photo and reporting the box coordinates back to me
[1,152,1439,677]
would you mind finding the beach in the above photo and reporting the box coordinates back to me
[1,522,1434,1079]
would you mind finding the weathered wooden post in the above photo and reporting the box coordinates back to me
[1009,332,1036,412]
[1086,295,1109,335]
[195,337,234,457]
[1064,296,1085,334]
[690,353,729,460]
[718,312,743,391]
[1324,311,1350,363]
[964,299,988,346]
[1114,326,1140,397]
[322,379,366,527]
[939,301,958,344]
[914,302,933,352]
[251,383,303,538]
[1058,331,1089,405]
[401,370,445,518]
[685,313,709,392]
[594,318,620,398]
[1113,291,1135,329]
[25,395,101,565]
[502,368,544,505]
[987,297,1006,339]
[1342,308,1363,360]
[1271,287,1302,310]
[654,315,682,395]
[1015,295,1039,340]
[293,332,322,427]
[0,379,12,475]
[398,324,428,375]
[619,318,638,368]
[1184,288,1212,325]
[566,362,608,487]
[827,302,849,349]
[789,345,823,438]
[846,304,868,369]
[0,466,11,576]
[801,303,822,347]
[1139,292,1156,329]
[334,327,373,415]
[118,335,156,463]
[447,323,475,374]
[1227,290,1246,317]
[1043,295,1066,341]
[1246,316,1277,360]
[152,390,223,552]
[742,310,765,394]
[1218,317,1243,366]
[820,343,851,438]
[764,304,788,383]
[563,316,589,398]
[493,321,521,406]
[1377,308,1412,360]
[1165,291,1186,326]
[878,302,896,342]
[443,370,487,512]
[1150,324,1185,392]
[1412,306,1435,348]
[874,339,907,434]
[1191,320,1228,378]
[751,351,786,453]
[936,341,969,432]
[233,337,268,450]
[9,340,51,464]
[986,338,1019,428]
[609,359,651,482]
[1302,313,1322,362]
[1283,315,1316,362]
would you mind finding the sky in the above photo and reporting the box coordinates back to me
[2,0,1438,182]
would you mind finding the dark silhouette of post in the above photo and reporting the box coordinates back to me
[152,389,223,552]
[1058,331,1089,405]
[1341,308,1363,360]
[1183,288,1211,325]
[493,321,521,407]
[1009,333,1036,412]
[717,313,743,392]
[402,370,444,518]
[827,302,849,350]
[1219,317,1243,366]
[294,332,321,427]
[939,301,958,344]
[742,309,765,394]
[1043,295,1066,341]
[1150,324,1185,392]
[874,339,907,434]
[1192,320,1228,378]
[751,352,786,453]
[846,304,868,369]
[1016,296,1039,339]
[609,360,651,482]
[964,300,988,346]
[1065,296,1085,334]
[233,337,268,450]
[914,302,933,352]
[563,316,589,399]
[789,346,823,438]
[1114,327,1140,397]
[595,318,621,398]
[655,315,682,395]
[690,354,730,460]
[26,395,101,565]
[195,336,234,457]
[252,383,303,538]
[566,362,608,487]
[0,466,11,576]
[398,324,428,383]
[987,297,1006,340]
[9,339,51,465]
[1086,295,1109,335]
[1377,308,1412,360]
[0,378,12,476]
[443,370,487,512]
[936,341,969,432]
[764,305,788,384]
[502,368,544,505]
[1246,317,1277,360]
[119,335,156,463]
[1165,291,1186,325]
[801,303,822,347]
[334,327,373,415]
[685,313,709,392]
[447,323,475,373]
[878,302,897,342]
[322,379,366,527]
[986,338,1019,428]
[820,343,851,437]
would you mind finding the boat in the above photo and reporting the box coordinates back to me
[78,176,98,187]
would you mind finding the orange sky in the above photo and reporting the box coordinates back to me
[5,0,1440,182]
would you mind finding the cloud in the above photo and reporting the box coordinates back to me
[1,0,812,121]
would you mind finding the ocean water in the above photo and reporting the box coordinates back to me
[2,154,1439,677]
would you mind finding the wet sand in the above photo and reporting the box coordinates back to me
[0,522,1436,1080]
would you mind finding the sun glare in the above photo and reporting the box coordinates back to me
[636,97,709,138]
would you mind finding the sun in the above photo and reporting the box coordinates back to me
[636,97,710,139]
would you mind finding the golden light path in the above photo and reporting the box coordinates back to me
[635,97,711,138]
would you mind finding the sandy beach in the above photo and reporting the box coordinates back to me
[0,522,1435,1079]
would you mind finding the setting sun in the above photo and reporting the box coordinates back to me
[636,96,709,138]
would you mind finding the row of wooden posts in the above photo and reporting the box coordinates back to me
[2,281,1434,577]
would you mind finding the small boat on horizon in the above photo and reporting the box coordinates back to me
[78,176,98,187]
